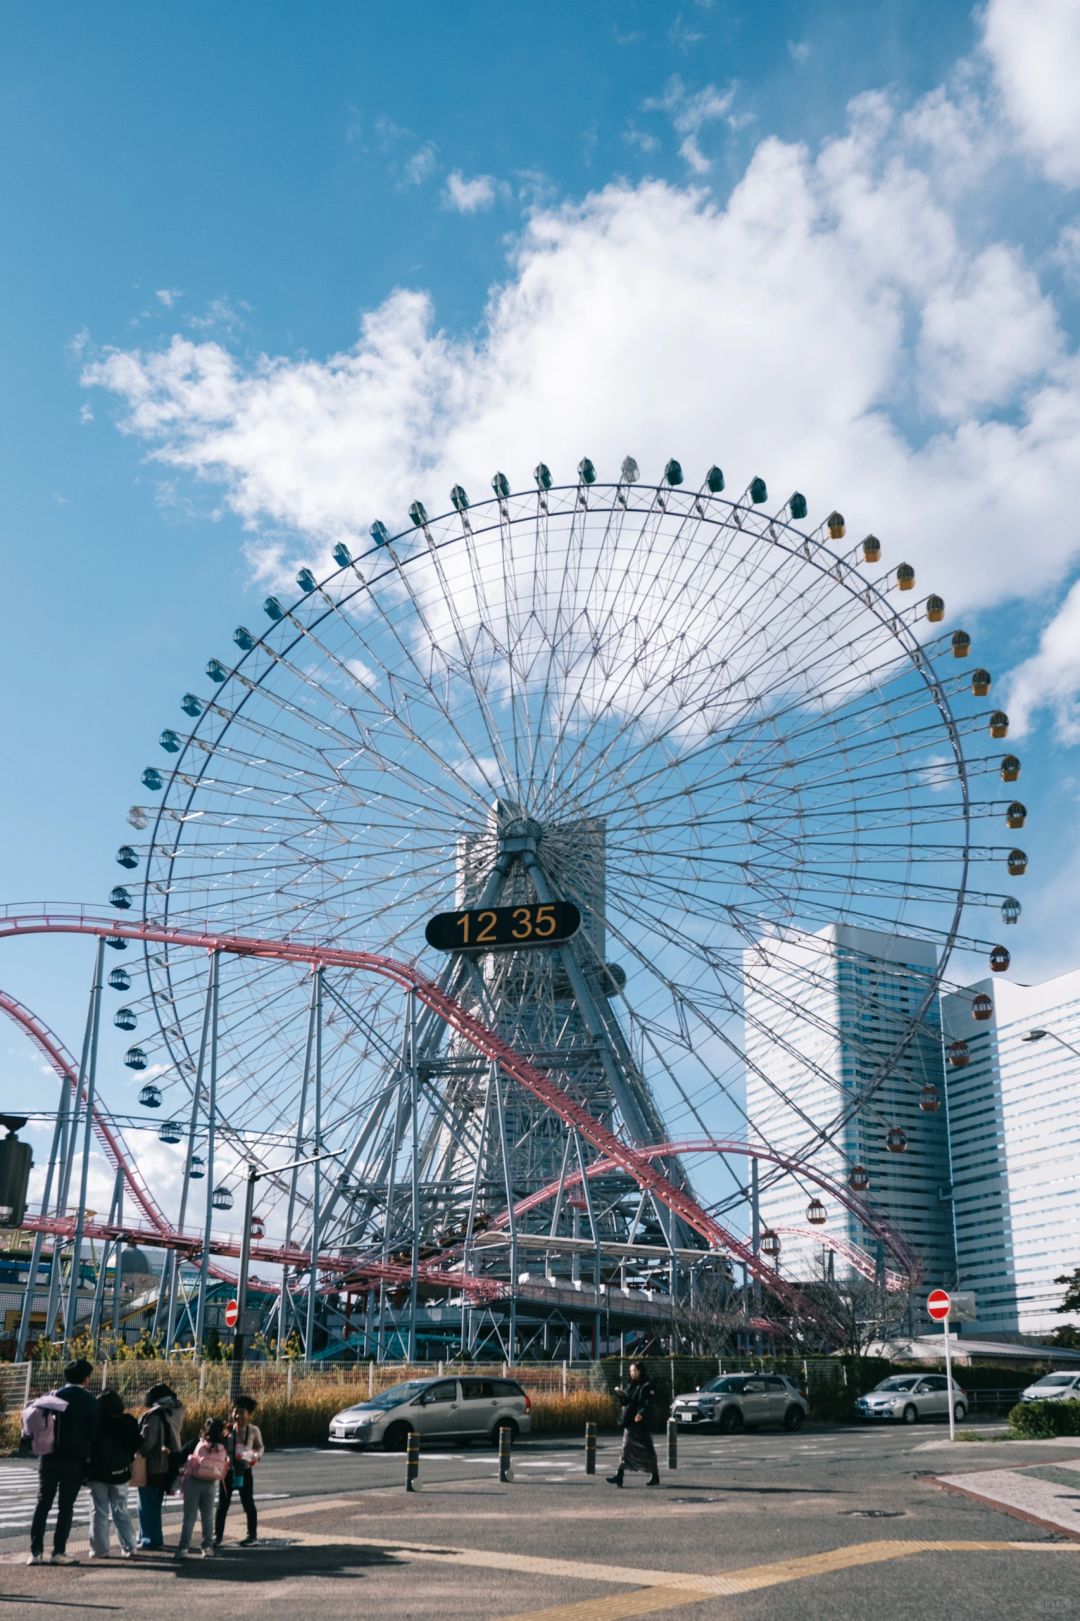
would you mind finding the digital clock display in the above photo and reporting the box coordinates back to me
[425,901,581,953]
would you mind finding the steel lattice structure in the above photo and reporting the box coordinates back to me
[3,460,1026,1358]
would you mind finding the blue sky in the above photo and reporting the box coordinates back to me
[2,0,1080,1214]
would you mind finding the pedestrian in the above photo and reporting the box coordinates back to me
[215,1393,264,1547]
[27,1356,100,1565]
[175,1418,229,1560]
[87,1389,140,1558]
[607,1361,660,1488]
[137,1381,184,1549]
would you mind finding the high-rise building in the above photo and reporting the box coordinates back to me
[744,923,954,1286]
[942,968,1080,1337]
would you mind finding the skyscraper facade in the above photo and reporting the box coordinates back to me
[744,923,954,1286]
[942,968,1080,1336]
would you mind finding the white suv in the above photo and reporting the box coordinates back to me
[329,1375,532,1450]
[671,1374,809,1433]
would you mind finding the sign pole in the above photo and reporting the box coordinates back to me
[943,1310,955,1443]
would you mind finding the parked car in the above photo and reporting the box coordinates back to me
[1019,1372,1080,1403]
[670,1374,809,1433]
[328,1374,532,1450]
[854,1373,966,1425]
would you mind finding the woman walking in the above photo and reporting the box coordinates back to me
[137,1382,184,1549]
[607,1362,660,1488]
[215,1394,264,1547]
[175,1418,229,1559]
[87,1390,140,1558]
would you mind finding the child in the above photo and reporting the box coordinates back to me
[175,1418,229,1559]
[87,1390,141,1558]
[215,1395,264,1548]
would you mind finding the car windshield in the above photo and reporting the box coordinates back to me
[874,1377,920,1393]
[1038,1375,1078,1388]
[355,1380,431,1411]
[701,1377,747,1394]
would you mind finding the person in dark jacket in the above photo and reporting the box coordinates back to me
[87,1390,140,1557]
[137,1383,185,1549]
[28,1358,100,1565]
[607,1362,660,1488]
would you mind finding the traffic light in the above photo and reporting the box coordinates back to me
[0,1116,32,1227]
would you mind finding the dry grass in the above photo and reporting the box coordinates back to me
[2,1383,617,1453]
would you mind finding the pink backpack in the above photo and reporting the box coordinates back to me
[188,1440,228,1482]
[21,1393,69,1457]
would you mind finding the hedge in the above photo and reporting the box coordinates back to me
[1007,1399,1080,1439]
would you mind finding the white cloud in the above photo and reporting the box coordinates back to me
[982,0,1080,186]
[443,171,498,213]
[917,244,1063,418]
[80,78,1080,666]
[156,287,183,309]
[403,141,438,187]
[1007,577,1080,743]
[788,40,810,64]
[644,76,738,172]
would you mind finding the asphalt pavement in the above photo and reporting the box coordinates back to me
[1,1426,1078,1618]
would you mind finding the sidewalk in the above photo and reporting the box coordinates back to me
[936,1450,1080,1541]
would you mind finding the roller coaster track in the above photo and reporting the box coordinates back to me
[0,906,851,1336]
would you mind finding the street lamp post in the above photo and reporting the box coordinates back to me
[1022,1028,1080,1059]
[231,1148,336,1399]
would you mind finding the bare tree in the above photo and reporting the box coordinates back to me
[672,1270,748,1356]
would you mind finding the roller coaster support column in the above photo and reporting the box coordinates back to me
[44,941,101,1344]
[110,1169,125,1338]
[231,1161,258,1400]
[750,1158,762,1352]
[65,938,105,1344]
[193,951,220,1353]
[89,1165,123,1343]
[491,1064,517,1359]
[165,956,216,1351]
[280,970,317,1357]
[305,968,323,1359]
[407,990,419,1363]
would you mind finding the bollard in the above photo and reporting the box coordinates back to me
[585,1420,597,1476]
[667,1417,678,1472]
[405,1430,421,1493]
[498,1423,513,1483]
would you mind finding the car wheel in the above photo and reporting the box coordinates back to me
[718,1407,744,1435]
[953,1403,966,1423]
[491,1419,519,1447]
[783,1406,805,1432]
[901,1404,918,1425]
[383,1422,412,1452]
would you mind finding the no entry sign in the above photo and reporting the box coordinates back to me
[224,1299,239,1329]
[927,1288,950,1321]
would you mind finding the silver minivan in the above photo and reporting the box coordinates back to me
[328,1375,533,1450]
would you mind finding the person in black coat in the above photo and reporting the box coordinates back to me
[87,1391,141,1557]
[28,1358,100,1564]
[607,1361,660,1488]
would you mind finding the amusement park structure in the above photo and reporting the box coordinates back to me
[1,460,1026,1359]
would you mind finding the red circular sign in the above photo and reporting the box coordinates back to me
[927,1288,951,1321]
[224,1299,239,1329]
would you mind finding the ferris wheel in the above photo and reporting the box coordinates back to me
[106,458,1022,1269]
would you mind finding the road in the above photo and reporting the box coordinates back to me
[1,1425,1078,1617]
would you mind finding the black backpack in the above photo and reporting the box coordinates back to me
[94,1414,139,1483]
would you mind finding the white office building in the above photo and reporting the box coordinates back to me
[942,968,1080,1337]
[744,923,954,1287]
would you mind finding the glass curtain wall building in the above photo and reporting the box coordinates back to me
[744,923,954,1286]
[942,968,1080,1337]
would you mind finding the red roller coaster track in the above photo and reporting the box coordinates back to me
[0,906,857,1333]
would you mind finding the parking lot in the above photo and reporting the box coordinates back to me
[2,1424,1079,1617]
